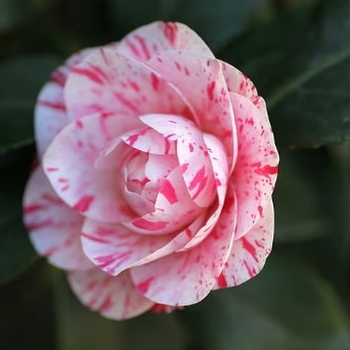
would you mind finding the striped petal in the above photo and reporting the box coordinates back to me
[125,166,201,235]
[81,213,207,276]
[64,48,195,121]
[23,167,92,270]
[43,113,141,223]
[220,61,270,124]
[214,199,274,289]
[179,133,230,251]
[121,126,176,155]
[117,21,214,62]
[68,269,153,320]
[230,92,279,239]
[35,47,100,158]
[129,192,236,306]
[147,50,237,170]
[140,114,216,208]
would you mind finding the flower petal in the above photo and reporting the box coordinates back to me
[43,113,140,223]
[220,61,271,123]
[230,92,279,239]
[23,167,92,270]
[125,166,201,235]
[220,61,258,102]
[140,114,216,208]
[64,48,195,121]
[214,199,274,289]
[129,192,236,306]
[35,47,100,158]
[81,213,208,277]
[179,133,230,251]
[121,126,176,155]
[81,218,174,276]
[68,269,153,320]
[147,50,237,169]
[117,21,214,62]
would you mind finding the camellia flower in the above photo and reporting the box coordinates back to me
[23,22,279,319]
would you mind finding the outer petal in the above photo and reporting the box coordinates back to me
[220,61,258,102]
[23,167,92,270]
[117,21,214,62]
[129,192,236,306]
[147,50,237,170]
[230,92,279,239]
[35,47,99,158]
[220,61,270,124]
[43,113,141,223]
[64,48,195,121]
[214,199,274,289]
[68,269,153,320]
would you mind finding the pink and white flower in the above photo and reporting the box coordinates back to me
[23,22,279,319]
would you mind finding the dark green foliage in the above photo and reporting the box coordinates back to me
[1,0,350,349]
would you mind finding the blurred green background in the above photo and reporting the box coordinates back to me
[2,0,350,349]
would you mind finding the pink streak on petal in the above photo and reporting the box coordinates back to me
[160,179,178,204]
[140,114,216,208]
[81,211,206,277]
[132,219,168,231]
[178,133,230,251]
[229,92,279,239]
[213,200,274,289]
[23,167,92,270]
[124,166,202,235]
[147,50,237,170]
[117,22,214,62]
[34,46,106,159]
[122,126,176,155]
[43,113,140,223]
[64,49,195,123]
[130,192,236,306]
[73,195,94,213]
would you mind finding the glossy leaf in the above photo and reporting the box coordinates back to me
[180,255,350,350]
[273,149,330,243]
[0,260,56,350]
[0,55,61,154]
[0,145,38,284]
[0,0,41,31]
[222,0,350,147]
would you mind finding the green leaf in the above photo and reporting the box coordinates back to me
[0,260,56,349]
[0,145,39,285]
[273,148,330,243]
[180,255,350,350]
[109,0,268,50]
[221,0,350,147]
[0,0,43,32]
[0,55,61,155]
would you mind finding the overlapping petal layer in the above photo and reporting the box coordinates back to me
[64,49,195,122]
[230,92,278,239]
[214,199,274,289]
[117,22,214,62]
[129,191,237,306]
[68,269,153,320]
[43,113,141,223]
[23,167,92,270]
